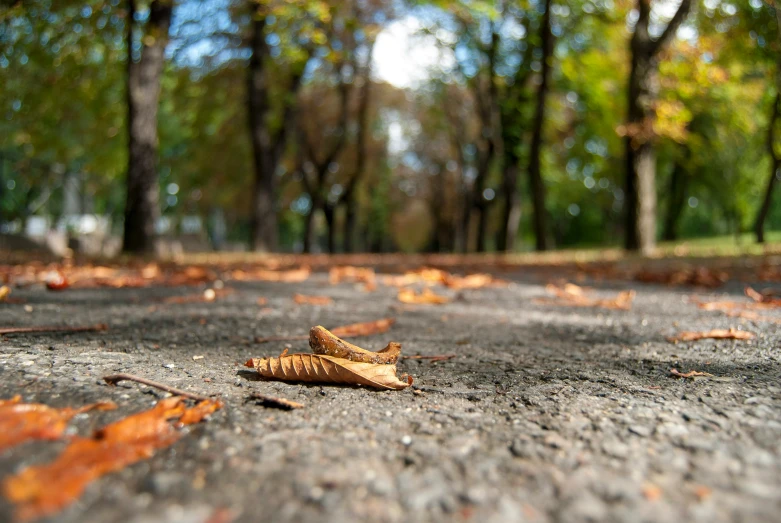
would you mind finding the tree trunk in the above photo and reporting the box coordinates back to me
[497,163,520,252]
[624,0,692,253]
[123,0,171,254]
[343,195,357,253]
[527,0,553,252]
[247,14,277,253]
[476,206,489,253]
[324,203,336,253]
[662,154,688,241]
[303,198,320,254]
[755,90,781,243]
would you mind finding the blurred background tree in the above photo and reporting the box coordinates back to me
[1,0,779,254]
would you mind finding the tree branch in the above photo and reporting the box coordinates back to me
[650,0,693,56]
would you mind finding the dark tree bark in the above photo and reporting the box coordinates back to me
[123,0,172,254]
[662,150,688,242]
[300,78,350,253]
[247,10,308,252]
[624,0,692,253]
[755,92,781,243]
[527,0,554,252]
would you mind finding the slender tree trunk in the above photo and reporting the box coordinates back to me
[247,14,277,253]
[755,90,781,243]
[476,206,490,253]
[497,164,521,252]
[303,197,321,254]
[527,0,554,252]
[344,195,357,252]
[123,0,171,254]
[662,154,688,241]
[324,203,336,253]
[624,0,691,253]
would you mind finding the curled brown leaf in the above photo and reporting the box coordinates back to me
[309,325,400,364]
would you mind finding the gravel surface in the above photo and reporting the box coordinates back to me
[1,268,780,523]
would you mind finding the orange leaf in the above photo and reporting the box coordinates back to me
[329,266,377,291]
[0,399,116,453]
[670,368,714,379]
[667,328,754,342]
[397,287,450,304]
[330,318,395,338]
[537,284,634,310]
[2,397,222,522]
[293,294,333,305]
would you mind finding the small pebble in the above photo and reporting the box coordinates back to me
[401,435,412,446]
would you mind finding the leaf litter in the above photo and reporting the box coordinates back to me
[667,328,754,343]
[397,287,450,304]
[0,397,117,453]
[536,283,635,310]
[2,396,223,522]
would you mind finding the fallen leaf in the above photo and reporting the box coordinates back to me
[330,318,396,338]
[248,393,304,410]
[670,368,714,379]
[635,267,728,288]
[667,328,754,342]
[309,326,400,364]
[693,485,711,501]
[0,398,117,453]
[0,323,108,335]
[44,270,69,291]
[0,285,10,301]
[444,273,507,290]
[234,267,310,283]
[2,397,222,522]
[329,266,377,291]
[537,284,635,310]
[256,297,268,306]
[293,294,333,305]
[744,286,781,306]
[398,287,450,304]
[693,298,777,312]
[246,352,411,391]
[642,484,663,501]
[176,399,224,427]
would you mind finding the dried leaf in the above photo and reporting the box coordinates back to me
[235,267,310,282]
[0,285,10,301]
[176,399,224,426]
[309,326,400,364]
[744,286,781,306]
[667,328,754,342]
[398,287,450,304]
[330,318,396,338]
[0,399,117,452]
[670,368,714,379]
[0,323,108,335]
[329,266,377,291]
[44,270,69,291]
[693,299,777,312]
[444,273,507,290]
[538,284,635,310]
[293,294,333,305]
[249,393,304,410]
[246,353,411,390]
[635,267,728,288]
[2,397,222,522]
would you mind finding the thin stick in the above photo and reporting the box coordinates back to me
[0,323,108,335]
[103,373,209,401]
[248,392,304,410]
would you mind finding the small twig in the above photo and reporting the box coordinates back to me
[670,368,714,379]
[0,323,108,335]
[402,354,457,362]
[103,373,210,401]
[248,392,304,410]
